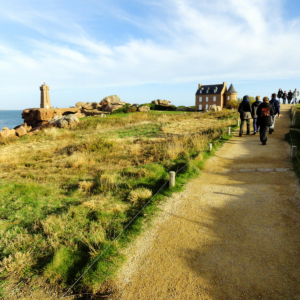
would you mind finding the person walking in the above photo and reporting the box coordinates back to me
[288,90,293,104]
[238,95,252,136]
[257,97,274,145]
[282,91,287,104]
[251,96,262,135]
[292,88,299,104]
[277,88,283,103]
[269,93,281,134]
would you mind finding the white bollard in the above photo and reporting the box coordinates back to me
[237,119,240,126]
[227,126,231,135]
[209,143,212,151]
[291,146,297,158]
[169,171,176,188]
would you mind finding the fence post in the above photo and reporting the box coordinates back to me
[291,146,297,158]
[169,171,175,188]
[227,126,231,135]
[292,111,296,126]
[209,143,212,151]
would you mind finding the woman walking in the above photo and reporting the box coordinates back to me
[238,95,252,136]
[288,90,293,104]
[277,89,283,103]
[282,91,287,104]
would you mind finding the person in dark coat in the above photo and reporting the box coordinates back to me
[251,96,262,135]
[269,93,281,134]
[238,95,252,136]
[257,97,274,145]
[277,89,283,103]
[282,91,287,104]
[287,90,293,104]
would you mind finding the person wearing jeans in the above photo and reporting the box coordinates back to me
[269,93,281,134]
[288,90,293,104]
[238,95,252,136]
[293,88,299,104]
[257,97,274,145]
[251,96,262,135]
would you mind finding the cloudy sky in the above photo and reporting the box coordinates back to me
[0,0,299,109]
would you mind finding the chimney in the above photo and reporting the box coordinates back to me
[198,84,202,89]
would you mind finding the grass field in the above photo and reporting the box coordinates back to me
[0,109,238,298]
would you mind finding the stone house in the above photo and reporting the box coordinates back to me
[195,82,237,110]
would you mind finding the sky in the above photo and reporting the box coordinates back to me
[0,0,300,110]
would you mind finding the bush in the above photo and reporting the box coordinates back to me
[227,100,239,109]
[178,106,185,108]
[111,104,131,114]
[128,106,137,113]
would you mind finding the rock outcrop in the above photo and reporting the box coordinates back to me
[0,128,16,139]
[48,114,79,128]
[138,106,150,112]
[151,99,171,106]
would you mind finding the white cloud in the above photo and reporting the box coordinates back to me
[0,0,300,108]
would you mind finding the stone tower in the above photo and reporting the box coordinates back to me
[225,83,238,105]
[40,83,51,109]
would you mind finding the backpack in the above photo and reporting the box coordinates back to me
[261,107,270,117]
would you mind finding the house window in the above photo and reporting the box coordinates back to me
[205,104,208,110]
[227,96,230,100]
[214,87,218,93]
[213,96,216,102]
[213,104,216,106]
[206,97,209,102]
[199,104,202,110]
[199,97,202,102]
[206,89,209,94]
[200,89,202,94]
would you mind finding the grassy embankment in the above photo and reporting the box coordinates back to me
[0,110,238,298]
[286,104,300,178]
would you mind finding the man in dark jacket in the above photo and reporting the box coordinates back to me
[277,89,283,103]
[238,95,252,136]
[269,93,281,134]
[288,90,293,104]
[257,97,275,145]
[251,96,262,135]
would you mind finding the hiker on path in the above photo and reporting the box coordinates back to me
[288,90,293,104]
[269,93,281,134]
[251,96,262,135]
[277,89,283,103]
[293,89,299,104]
[238,95,252,137]
[257,97,274,145]
[282,91,287,104]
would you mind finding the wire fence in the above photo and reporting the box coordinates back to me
[60,124,237,299]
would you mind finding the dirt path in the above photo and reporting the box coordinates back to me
[111,105,300,300]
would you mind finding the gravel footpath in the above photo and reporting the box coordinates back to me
[110,105,300,300]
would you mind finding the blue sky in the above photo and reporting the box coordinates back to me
[0,0,300,109]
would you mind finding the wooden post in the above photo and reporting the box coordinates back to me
[209,143,212,151]
[291,146,297,158]
[227,126,231,135]
[237,119,240,126]
[169,171,175,188]
[292,111,296,126]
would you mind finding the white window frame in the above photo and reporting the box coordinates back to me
[199,104,202,110]
[227,96,230,100]
[206,97,209,102]
[199,97,202,102]
[213,96,216,102]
